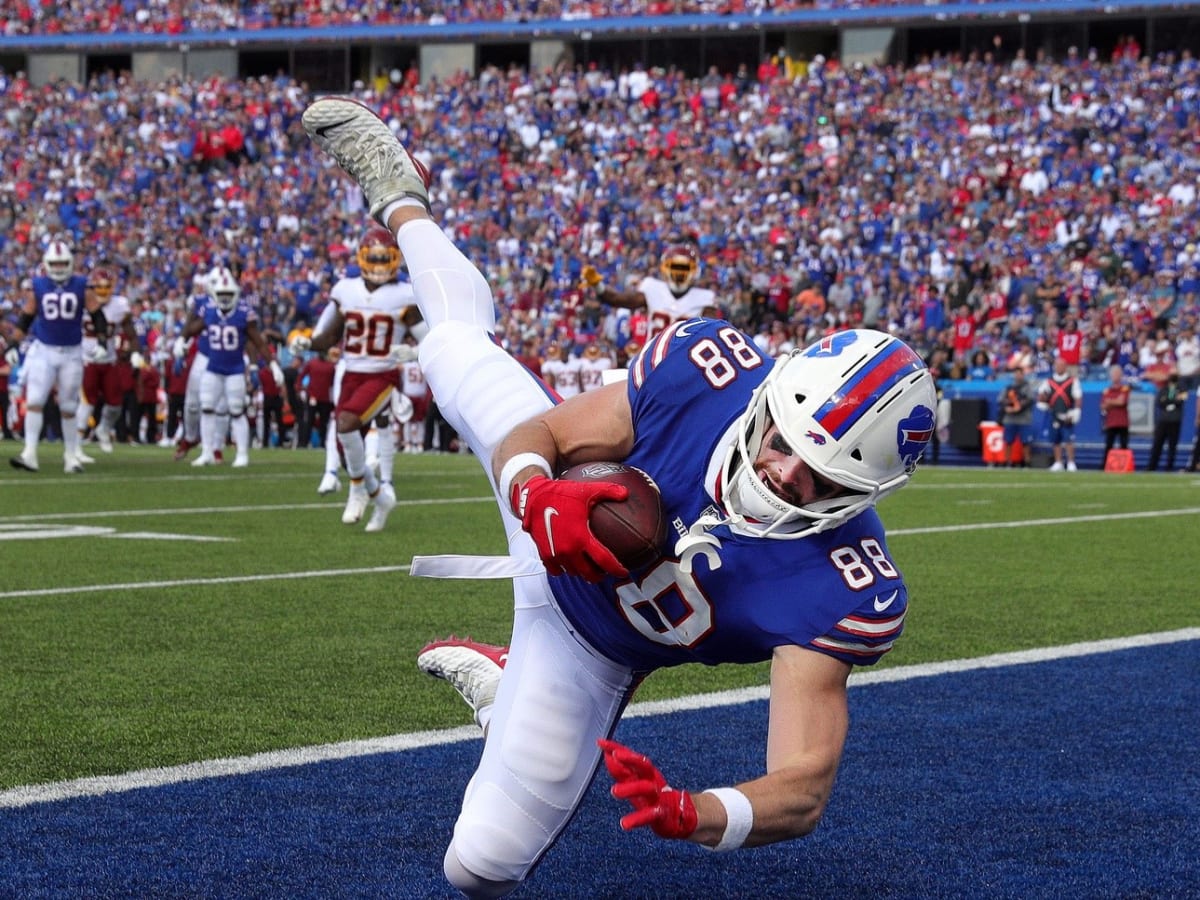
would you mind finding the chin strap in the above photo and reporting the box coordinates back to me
[673,513,727,574]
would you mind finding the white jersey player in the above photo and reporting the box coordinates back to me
[75,267,136,459]
[290,227,425,532]
[540,342,582,399]
[577,341,615,392]
[589,243,720,339]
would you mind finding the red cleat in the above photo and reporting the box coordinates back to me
[173,439,195,461]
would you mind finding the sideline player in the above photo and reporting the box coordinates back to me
[10,237,109,474]
[290,226,424,532]
[305,98,936,898]
[75,266,137,461]
[180,266,275,468]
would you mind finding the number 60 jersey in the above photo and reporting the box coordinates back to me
[550,318,910,671]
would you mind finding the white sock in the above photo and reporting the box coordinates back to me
[325,419,340,473]
[393,218,496,331]
[24,410,43,455]
[231,415,250,456]
[76,402,94,436]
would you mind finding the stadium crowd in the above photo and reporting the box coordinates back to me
[1,1,1064,37]
[2,40,1199,462]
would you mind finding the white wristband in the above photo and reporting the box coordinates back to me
[497,452,553,507]
[704,787,754,852]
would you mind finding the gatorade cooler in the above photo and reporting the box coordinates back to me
[979,421,1006,465]
[1104,448,1136,472]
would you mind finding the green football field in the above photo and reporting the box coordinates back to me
[1,445,1197,793]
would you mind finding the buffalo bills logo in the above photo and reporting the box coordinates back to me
[896,405,935,470]
[803,331,858,358]
[805,430,827,446]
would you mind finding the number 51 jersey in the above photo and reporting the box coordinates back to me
[549,318,910,671]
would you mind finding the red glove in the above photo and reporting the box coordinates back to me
[511,475,629,582]
[597,738,698,840]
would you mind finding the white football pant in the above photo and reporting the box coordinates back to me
[396,217,638,889]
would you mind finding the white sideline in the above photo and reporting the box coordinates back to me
[1,627,1196,810]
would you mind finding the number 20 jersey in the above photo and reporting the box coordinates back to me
[329,277,415,373]
[548,318,910,671]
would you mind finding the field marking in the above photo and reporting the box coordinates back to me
[889,505,1200,536]
[1,627,1195,811]
[2,504,1199,601]
[0,496,494,524]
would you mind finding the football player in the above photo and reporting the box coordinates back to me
[538,341,581,399]
[577,340,615,392]
[306,99,937,899]
[172,273,229,462]
[583,241,722,340]
[74,266,138,460]
[290,226,425,532]
[180,266,275,468]
[10,237,110,474]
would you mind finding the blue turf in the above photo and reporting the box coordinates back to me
[1,641,1196,899]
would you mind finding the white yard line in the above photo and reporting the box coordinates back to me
[2,627,1196,810]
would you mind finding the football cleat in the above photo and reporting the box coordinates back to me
[96,426,113,453]
[302,97,432,223]
[173,438,196,461]
[73,449,96,465]
[232,454,250,468]
[64,458,84,474]
[342,484,369,524]
[1066,461,1078,472]
[9,451,38,472]
[318,471,342,494]
[213,449,224,464]
[365,482,396,533]
[191,454,217,467]
[417,637,509,727]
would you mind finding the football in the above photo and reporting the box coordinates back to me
[559,462,668,570]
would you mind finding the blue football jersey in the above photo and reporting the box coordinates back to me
[30,274,90,347]
[549,319,909,671]
[202,300,256,375]
[190,293,214,357]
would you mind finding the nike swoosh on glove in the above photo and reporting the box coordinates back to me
[511,474,629,582]
[597,738,698,839]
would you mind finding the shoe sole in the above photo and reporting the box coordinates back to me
[302,98,431,221]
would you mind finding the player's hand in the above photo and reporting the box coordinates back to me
[511,475,628,581]
[580,264,604,292]
[389,343,418,364]
[87,344,109,363]
[171,336,188,360]
[289,336,312,355]
[597,738,698,840]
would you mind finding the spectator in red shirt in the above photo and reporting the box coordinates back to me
[1056,317,1085,375]
[134,357,161,445]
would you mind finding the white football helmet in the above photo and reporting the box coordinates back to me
[207,266,240,312]
[719,329,936,539]
[43,239,74,283]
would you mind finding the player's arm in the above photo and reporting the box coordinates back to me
[180,309,205,339]
[246,319,272,364]
[600,645,850,849]
[492,382,635,581]
[14,290,37,337]
[303,304,345,354]
[492,382,634,487]
[596,284,646,310]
